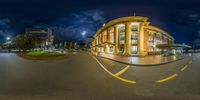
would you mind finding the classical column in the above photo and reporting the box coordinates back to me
[143,28,148,54]
[107,29,111,53]
[123,22,131,56]
[100,34,103,44]
[100,34,103,53]
[113,26,119,54]
[137,23,148,56]
[95,38,98,52]
[161,35,164,54]
[93,39,96,52]
[105,29,109,53]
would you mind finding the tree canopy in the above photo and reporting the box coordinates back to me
[12,34,36,51]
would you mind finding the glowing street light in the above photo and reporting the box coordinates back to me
[81,31,87,37]
[6,37,10,41]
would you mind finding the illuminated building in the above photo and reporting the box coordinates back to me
[92,16,185,56]
[26,28,54,48]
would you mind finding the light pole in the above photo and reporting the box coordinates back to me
[6,37,10,41]
[5,36,11,52]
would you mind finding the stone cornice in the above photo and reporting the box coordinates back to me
[94,16,149,37]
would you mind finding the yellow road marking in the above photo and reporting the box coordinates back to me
[114,65,130,77]
[156,74,177,83]
[114,76,136,84]
[181,65,188,71]
[92,56,136,84]
[188,60,192,64]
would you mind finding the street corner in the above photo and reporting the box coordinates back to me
[92,56,137,84]
[92,54,194,85]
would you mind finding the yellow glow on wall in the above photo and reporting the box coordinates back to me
[140,26,144,51]
[117,24,125,27]
[92,16,175,56]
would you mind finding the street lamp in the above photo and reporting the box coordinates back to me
[6,37,10,41]
[81,31,87,37]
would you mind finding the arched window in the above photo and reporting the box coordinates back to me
[109,28,114,43]
[130,22,139,54]
[117,24,125,53]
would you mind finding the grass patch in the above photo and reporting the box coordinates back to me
[19,51,67,61]
[26,51,65,57]
[27,51,48,56]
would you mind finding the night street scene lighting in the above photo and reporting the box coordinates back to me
[0,0,200,100]
[6,37,10,41]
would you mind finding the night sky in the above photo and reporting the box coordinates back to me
[0,0,200,46]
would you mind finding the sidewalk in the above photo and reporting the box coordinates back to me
[97,53,190,66]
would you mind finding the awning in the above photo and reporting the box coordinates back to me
[156,44,191,49]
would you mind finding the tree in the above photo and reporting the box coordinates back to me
[13,34,36,52]
[23,34,37,50]
[12,35,24,51]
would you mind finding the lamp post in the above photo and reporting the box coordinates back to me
[6,37,10,41]
[5,36,11,52]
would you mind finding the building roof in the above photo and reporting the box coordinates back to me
[25,28,52,34]
[94,16,149,37]
[94,16,174,40]
[147,25,174,40]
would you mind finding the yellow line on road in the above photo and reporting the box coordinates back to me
[92,56,136,84]
[181,65,188,71]
[114,65,130,77]
[156,74,177,83]
[114,76,136,84]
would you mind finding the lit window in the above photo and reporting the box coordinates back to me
[131,46,137,53]
[131,23,139,45]
[109,28,114,43]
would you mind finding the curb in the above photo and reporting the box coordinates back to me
[95,55,190,66]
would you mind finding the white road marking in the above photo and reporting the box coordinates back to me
[92,56,136,84]
[114,65,130,77]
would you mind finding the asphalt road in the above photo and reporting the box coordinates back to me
[0,52,199,100]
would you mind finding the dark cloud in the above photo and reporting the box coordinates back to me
[52,10,106,43]
[0,0,200,45]
[29,10,106,43]
[188,14,199,21]
[192,13,200,48]
[0,18,13,39]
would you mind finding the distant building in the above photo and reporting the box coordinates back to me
[25,28,54,48]
[85,36,94,48]
[74,42,79,49]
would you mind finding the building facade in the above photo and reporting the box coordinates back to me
[92,16,175,56]
[26,28,54,48]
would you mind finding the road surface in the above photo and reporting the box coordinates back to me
[0,52,199,100]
